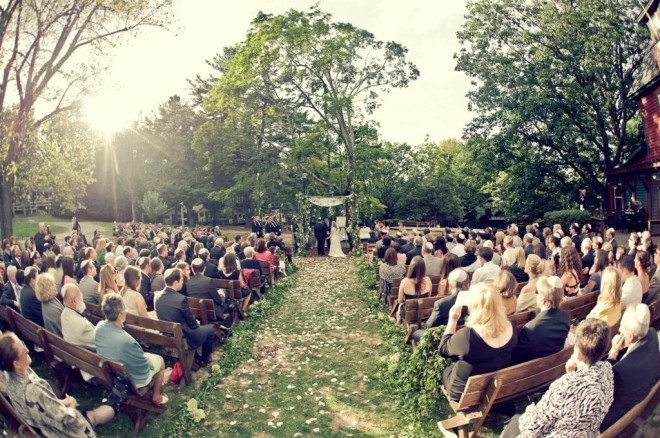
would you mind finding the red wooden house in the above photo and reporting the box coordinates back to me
[609,0,660,233]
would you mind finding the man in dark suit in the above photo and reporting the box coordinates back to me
[600,304,659,431]
[405,236,423,265]
[155,268,215,368]
[19,267,44,327]
[314,219,328,256]
[198,249,220,279]
[569,223,582,249]
[187,259,229,326]
[411,269,470,342]
[138,257,153,310]
[210,237,226,261]
[512,282,571,364]
[399,235,414,255]
[377,236,392,259]
[265,217,277,235]
[251,216,263,238]
[157,244,172,270]
[0,265,20,311]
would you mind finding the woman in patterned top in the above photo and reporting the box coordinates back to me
[501,318,614,438]
[0,333,115,437]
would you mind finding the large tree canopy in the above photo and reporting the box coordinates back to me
[456,0,648,195]
[195,5,419,219]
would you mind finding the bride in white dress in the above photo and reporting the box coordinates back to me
[328,221,346,258]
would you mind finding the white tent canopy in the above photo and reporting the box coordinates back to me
[307,196,348,207]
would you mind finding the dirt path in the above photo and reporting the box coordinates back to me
[201,257,403,437]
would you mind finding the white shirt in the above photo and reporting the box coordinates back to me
[472,261,501,284]
[450,244,466,257]
[621,276,643,311]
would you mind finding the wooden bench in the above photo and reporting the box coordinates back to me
[0,305,15,332]
[599,379,660,438]
[402,296,444,343]
[187,297,217,325]
[38,329,166,436]
[438,346,573,437]
[559,291,599,321]
[258,260,274,290]
[84,303,197,386]
[649,298,660,329]
[514,281,528,296]
[509,309,536,332]
[8,309,46,350]
[212,278,249,321]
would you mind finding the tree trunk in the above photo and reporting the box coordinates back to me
[130,197,137,223]
[0,176,14,239]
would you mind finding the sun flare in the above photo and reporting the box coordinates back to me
[82,89,136,139]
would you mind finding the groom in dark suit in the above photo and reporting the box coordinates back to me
[314,219,328,256]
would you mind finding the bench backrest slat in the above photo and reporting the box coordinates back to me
[559,291,599,320]
[9,309,44,348]
[456,347,573,410]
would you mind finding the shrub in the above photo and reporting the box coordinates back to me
[543,209,591,233]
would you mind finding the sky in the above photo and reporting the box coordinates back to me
[82,0,473,145]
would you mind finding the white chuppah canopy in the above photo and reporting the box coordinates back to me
[307,196,348,207]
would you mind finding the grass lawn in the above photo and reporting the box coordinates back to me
[11,215,67,240]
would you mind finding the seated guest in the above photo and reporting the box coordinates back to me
[411,269,470,342]
[175,261,191,296]
[61,284,96,350]
[516,255,546,312]
[219,253,249,296]
[501,319,613,438]
[587,267,622,328]
[267,233,285,251]
[634,251,650,301]
[253,239,275,273]
[422,242,442,276]
[405,236,423,265]
[233,235,245,260]
[647,246,660,303]
[20,267,44,327]
[619,255,642,310]
[35,272,64,336]
[97,264,119,304]
[583,249,607,294]
[559,246,582,298]
[581,237,594,274]
[149,257,165,293]
[507,247,529,283]
[155,268,215,368]
[512,276,571,364]
[601,304,659,431]
[198,248,220,279]
[376,236,392,259]
[0,332,115,436]
[379,247,406,293]
[1,265,20,311]
[438,253,461,296]
[398,256,432,304]
[472,247,501,284]
[459,240,480,274]
[210,237,226,261]
[496,270,517,315]
[120,266,150,318]
[240,246,264,289]
[78,260,99,305]
[188,258,229,323]
[95,293,167,405]
[439,283,518,401]
[138,256,153,310]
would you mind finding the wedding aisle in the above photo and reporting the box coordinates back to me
[193,257,404,436]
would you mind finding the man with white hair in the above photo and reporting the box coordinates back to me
[210,237,226,261]
[605,228,618,254]
[422,242,441,276]
[601,304,659,431]
[1,265,20,310]
[61,283,96,350]
[580,238,594,275]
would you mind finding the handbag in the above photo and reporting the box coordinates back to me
[170,362,184,385]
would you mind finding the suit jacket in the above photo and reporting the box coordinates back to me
[240,258,261,271]
[423,255,442,277]
[204,261,220,279]
[314,222,328,241]
[406,247,422,265]
[377,244,391,259]
[159,255,172,270]
[155,287,207,348]
[19,285,44,327]
[647,267,660,303]
[252,221,263,237]
[400,243,414,254]
[425,293,468,329]
[1,281,19,310]
[600,328,659,431]
[61,307,96,350]
[265,222,277,234]
[210,246,226,261]
[140,272,153,309]
[512,308,571,364]
[186,274,225,317]
[79,275,100,305]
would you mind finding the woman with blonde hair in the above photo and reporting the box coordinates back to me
[35,272,64,336]
[496,270,518,315]
[586,266,622,327]
[494,231,506,255]
[501,235,515,267]
[97,264,119,304]
[507,246,529,283]
[517,255,546,312]
[439,283,518,401]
